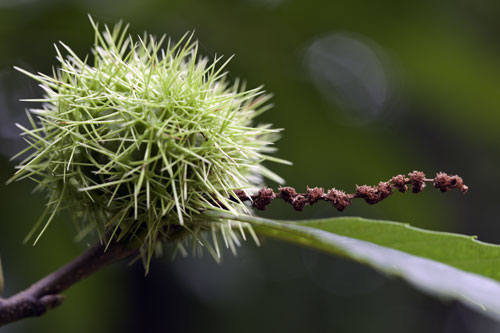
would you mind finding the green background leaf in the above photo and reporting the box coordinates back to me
[206,211,500,320]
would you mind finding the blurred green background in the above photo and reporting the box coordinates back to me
[1,0,500,332]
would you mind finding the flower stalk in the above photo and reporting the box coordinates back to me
[229,171,468,212]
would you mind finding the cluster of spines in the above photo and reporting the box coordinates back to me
[9,17,289,269]
[231,171,468,212]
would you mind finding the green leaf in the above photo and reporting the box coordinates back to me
[205,211,500,320]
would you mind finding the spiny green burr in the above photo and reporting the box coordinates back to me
[9,16,288,269]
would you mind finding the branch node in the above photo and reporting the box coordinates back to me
[40,294,65,310]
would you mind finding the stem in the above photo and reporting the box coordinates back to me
[0,240,137,327]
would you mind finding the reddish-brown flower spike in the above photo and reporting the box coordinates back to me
[306,186,325,205]
[377,181,393,200]
[233,189,248,200]
[252,188,276,210]
[433,172,469,194]
[408,171,426,193]
[325,189,352,211]
[278,186,298,204]
[461,184,469,194]
[228,171,467,212]
[355,185,381,204]
[391,174,409,193]
[292,195,308,211]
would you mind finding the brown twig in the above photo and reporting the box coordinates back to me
[230,171,468,212]
[0,240,138,327]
